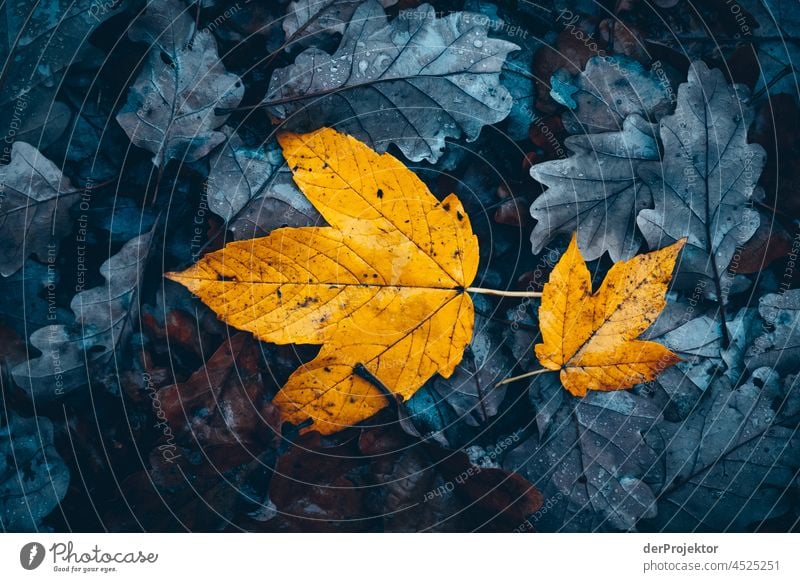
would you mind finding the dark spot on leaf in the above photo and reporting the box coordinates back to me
[297,296,319,308]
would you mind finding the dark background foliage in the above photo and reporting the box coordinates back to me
[0,0,798,532]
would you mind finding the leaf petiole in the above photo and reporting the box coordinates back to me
[495,368,554,387]
[466,287,542,298]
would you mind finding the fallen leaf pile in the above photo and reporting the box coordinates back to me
[3,0,799,534]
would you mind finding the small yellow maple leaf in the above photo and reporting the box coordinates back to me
[166,127,479,434]
[535,234,686,396]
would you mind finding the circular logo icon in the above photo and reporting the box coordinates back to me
[20,542,45,570]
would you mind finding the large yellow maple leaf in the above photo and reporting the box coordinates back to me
[167,127,479,434]
[535,235,686,396]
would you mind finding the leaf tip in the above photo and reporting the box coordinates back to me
[563,374,588,398]
[567,231,581,253]
[276,130,300,152]
[164,268,199,294]
[663,236,688,270]
[278,126,339,151]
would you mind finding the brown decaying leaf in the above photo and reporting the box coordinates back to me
[158,334,280,451]
[269,439,368,532]
[730,216,791,274]
[494,197,530,227]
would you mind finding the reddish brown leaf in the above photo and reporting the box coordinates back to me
[598,19,649,62]
[158,334,280,452]
[534,27,603,114]
[731,217,792,274]
[494,197,530,227]
[269,440,369,532]
[439,449,543,530]
[528,115,567,159]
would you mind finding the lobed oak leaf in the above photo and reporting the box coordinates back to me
[283,0,399,40]
[167,127,479,435]
[746,289,800,374]
[647,368,800,531]
[529,114,660,262]
[0,142,81,277]
[12,230,154,398]
[637,61,766,304]
[266,1,519,163]
[505,377,663,531]
[205,127,322,238]
[0,413,69,532]
[560,56,676,135]
[116,0,243,166]
[536,234,685,396]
